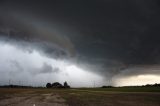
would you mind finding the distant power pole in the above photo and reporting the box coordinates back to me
[19,81,21,86]
[9,79,11,85]
[93,81,95,88]
[108,79,110,86]
[108,78,113,86]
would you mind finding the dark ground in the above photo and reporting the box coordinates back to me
[0,87,160,106]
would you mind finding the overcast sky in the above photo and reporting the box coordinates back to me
[0,0,160,87]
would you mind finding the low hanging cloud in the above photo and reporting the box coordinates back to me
[0,35,71,60]
[115,65,160,77]
[39,63,61,74]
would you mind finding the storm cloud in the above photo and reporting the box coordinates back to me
[0,0,160,86]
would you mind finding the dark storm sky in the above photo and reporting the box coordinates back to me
[0,0,160,86]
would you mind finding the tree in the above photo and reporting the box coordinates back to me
[64,81,70,88]
[52,82,63,88]
[46,83,52,88]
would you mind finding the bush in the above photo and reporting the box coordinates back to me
[46,83,52,88]
[52,82,63,88]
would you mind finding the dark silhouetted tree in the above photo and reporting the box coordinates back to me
[52,82,63,88]
[46,83,52,88]
[64,81,70,88]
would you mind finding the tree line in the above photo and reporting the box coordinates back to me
[46,81,70,88]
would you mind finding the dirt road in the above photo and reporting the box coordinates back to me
[0,93,68,106]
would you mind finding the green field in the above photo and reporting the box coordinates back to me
[0,87,160,106]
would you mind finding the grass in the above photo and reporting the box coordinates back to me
[56,87,160,106]
[77,86,160,92]
[0,87,160,106]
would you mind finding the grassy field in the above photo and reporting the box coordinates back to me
[0,87,160,106]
